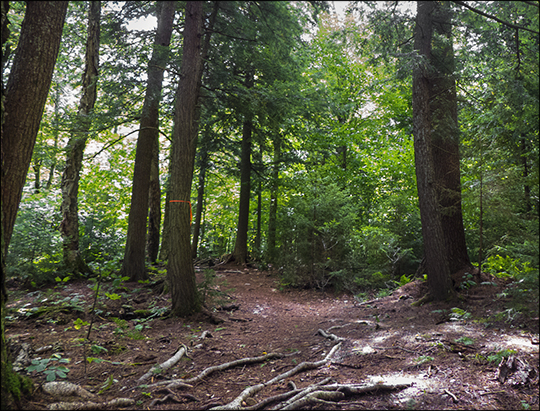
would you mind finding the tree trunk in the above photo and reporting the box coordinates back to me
[192,150,208,260]
[158,184,171,262]
[121,1,176,281]
[429,0,471,274]
[266,133,281,264]
[1,2,67,407]
[233,116,253,264]
[1,1,68,257]
[147,132,162,263]
[413,1,454,301]
[253,143,263,259]
[46,83,61,190]
[168,1,205,317]
[59,1,100,276]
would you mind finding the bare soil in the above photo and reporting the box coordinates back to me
[5,263,539,410]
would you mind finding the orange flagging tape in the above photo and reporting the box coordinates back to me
[169,200,192,224]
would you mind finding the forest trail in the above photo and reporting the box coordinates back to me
[6,264,539,410]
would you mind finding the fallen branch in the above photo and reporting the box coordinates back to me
[209,343,342,410]
[138,345,188,382]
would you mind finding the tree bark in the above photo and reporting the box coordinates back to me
[232,116,253,264]
[59,1,100,276]
[429,0,471,274]
[192,150,208,260]
[168,1,205,317]
[413,1,454,301]
[2,1,68,256]
[147,131,162,263]
[1,2,67,407]
[121,1,176,281]
[266,134,281,264]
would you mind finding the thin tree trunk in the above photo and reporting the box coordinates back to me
[1,2,67,407]
[46,83,61,190]
[266,134,281,264]
[192,151,208,260]
[159,184,171,262]
[168,1,206,317]
[413,1,454,301]
[59,1,100,276]
[121,1,176,281]
[147,132,162,263]
[233,116,253,264]
[253,143,263,259]
[520,137,531,213]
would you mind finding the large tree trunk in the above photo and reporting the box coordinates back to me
[1,1,68,256]
[59,1,100,276]
[266,133,281,264]
[413,1,455,301]
[121,1,176,281]
[168,1,205,317]
[429,1,471,274]
[1,2,67,407]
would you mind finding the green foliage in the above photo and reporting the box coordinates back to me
[25,354,70,382]
[6,190,63,284]
[454,337,475,345]
[73,318,89,330]
[484,255,535,279]
[414,356,434,365]
[487,349,517,365]
[450,307,472,321]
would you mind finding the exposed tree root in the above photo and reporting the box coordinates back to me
[143,351,292,389]
[47,398,135,410]
[208,343,342,410]
[138,344,188,382]
[42,382,95,399]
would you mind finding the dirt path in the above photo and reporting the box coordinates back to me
[6,264,539,409]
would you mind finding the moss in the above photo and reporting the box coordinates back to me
[2,361,34,407]
[133,309,151,318]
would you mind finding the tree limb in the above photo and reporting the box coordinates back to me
[452,1,540,34]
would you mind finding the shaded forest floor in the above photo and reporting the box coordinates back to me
[5,263,539,410]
